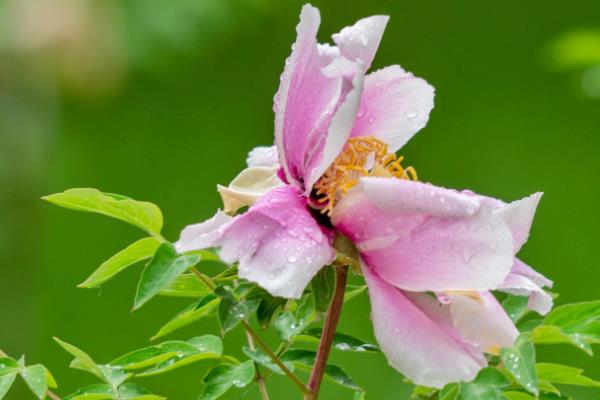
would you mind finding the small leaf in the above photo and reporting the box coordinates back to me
[64,383,113,400]
[242,347,293,375]
[152,295,219,340]
[312,265,335,313]
[323,365,362,391]
[256,294,286,329]
[20,364,48,399]
[218,298,259,334]
[439,383,460,400]
[0,372,16,400]
[274,295,316,340]
[503,295,531,323]
[133,243,200,310]
[530,325,593,355]
[118,382,166,399]
[158,273,210,298]
[459,367,509,399]
[0,358,19,377]
[536,363,600,387]
[500,335,538,396]
[198,361,255,400]
[54,337,102,377]
[80,237,162,288]
[98,365,131,387]
[502,391,537,400]
[344,285,367,302]
[43,188,163,235]
[297,329,379,353]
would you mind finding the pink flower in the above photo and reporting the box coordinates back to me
[176,4,551,388]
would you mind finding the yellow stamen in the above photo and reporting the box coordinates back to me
[313,136,418,215]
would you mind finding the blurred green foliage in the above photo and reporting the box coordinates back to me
[1,0,599,398]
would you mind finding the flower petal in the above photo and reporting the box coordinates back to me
[448,291,519,355]
[331,15,389,71]
[332,177,514,292]
[494,192,543,252]
[274,4,363,193]
[217,166,283,213]
[362,263,485,388]
[350,65,435,152]
[246,146,279,168]
[175,210,233,253]
[498,259,553,315]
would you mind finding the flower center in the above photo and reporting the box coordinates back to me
[313,136,417,215]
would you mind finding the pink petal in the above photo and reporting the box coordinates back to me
[351,65,435,152]
[362,263,485,388]
[498,259,553,315]
[274,5,363,193]
[494,192,543,252]
[448,291,519,354]
[332,177,514,292]
[331,15,389,71]
[178,186,334,299]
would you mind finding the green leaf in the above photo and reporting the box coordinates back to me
[296,329,379,353]
[323,365,362,391]
[538,380,561,395]
[500,335,538,396]
[218,298,259,334]
[536,363,600,387]
[544,300,600,333]
[0,358,19,377]
[80,237,162,288]
[503,295,531,323]
[54,337,102,377]
[312,265,335,313]
[135,336,223,377]
[20,364,48,399]
[0,372,16,400]
[280,349,317,366]
[502,391,537,400]
[151,294,219,340]
[118,382,166,399]
[98,365,131,387]
[459,367,509,399]
[133,242,200,310]
[274,295,316,340]
[158,273,210,298]
[198,361,255,400]
[242,347,293,375]
[344,285,367,302]
[43,188,163,235]
[439,383,460,400]
[64,383,113,400]
[530,325,593,355]
[256,294,286,329]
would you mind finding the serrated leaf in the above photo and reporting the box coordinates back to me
[43,188,163,235]
[536,363,600,387]
[198,361,255,400]
[459,368,509,399]
[158,273,210,297]
[0,372,16,400]
[80,237,162,288]
[530,325,593,355]
[503,295,531,323]
[500,335,538,396]
[297,329,379,353]
[152,295,219,339]
[0,358,19,377]
[133,243,200,310]
[20,364,48,399]
[54,337,102,377]
[312,265,335,313]
[218,298,259,334]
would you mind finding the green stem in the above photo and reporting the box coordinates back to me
[245,329,270,400]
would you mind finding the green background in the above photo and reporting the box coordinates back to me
[1,0,599,398]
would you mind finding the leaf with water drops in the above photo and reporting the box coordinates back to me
[500,335,538,396]
[273,294,315,340]
[0,372,16,400]
[242,347,293,375]
[217,289,260,334]
[544,300,600,333]
[19,364,48,399]
[536,363,600,387]
[323,365,362,391]
[158,273,211,298]
[295,329,379,353]
[54,337,103,378]
[64,383,113,400]
[198,361,255,400]
[64,382,165,400]
[79,237,162,288]
[503,295,531,323]
[42,188,163,235]
[152,294,219,340]
[256,293,286,329]
[0,358,19,377]
[133,242,200,310]
[458,367,509,399]
[530,325,593,356]
[312,265,335,313]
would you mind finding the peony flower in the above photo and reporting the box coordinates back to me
[176,4,552,388]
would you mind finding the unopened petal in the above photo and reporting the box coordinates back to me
[332,15,389,71]
[217,166,283,213]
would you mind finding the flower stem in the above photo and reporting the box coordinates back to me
[305,265,349,400]
[245,328,270,400]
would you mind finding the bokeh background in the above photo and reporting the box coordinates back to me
[1,0,599,398]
